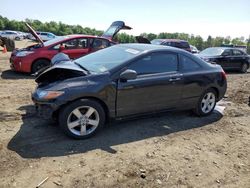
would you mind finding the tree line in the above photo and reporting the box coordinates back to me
[0,15,249,52]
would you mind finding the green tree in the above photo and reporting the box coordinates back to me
[247,36,250,54]
[0,19,4,30]
[147,33,157,41]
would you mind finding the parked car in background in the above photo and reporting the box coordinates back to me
[136,36,192,52]
[198,47,250,73]
[0,30,24,40]
[221,44,247,53]
[190,45,199,54]
[151,39,191,52]
[28,31,57,41]
[32,44,227,139]
[10,21,132,73]
[18,31,29,39]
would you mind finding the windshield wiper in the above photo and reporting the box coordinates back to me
[74,61,90,74]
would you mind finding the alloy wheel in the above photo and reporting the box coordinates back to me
[201,92,216,114]
[67,106,100,136]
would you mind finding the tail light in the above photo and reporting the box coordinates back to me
[221,70,226,80]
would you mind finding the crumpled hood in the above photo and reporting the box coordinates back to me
[35,61,87,85]
[36,69,110,93]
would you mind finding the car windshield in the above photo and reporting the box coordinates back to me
[200,48,224,56]
[43,36,69,46]
[74,46,141,73]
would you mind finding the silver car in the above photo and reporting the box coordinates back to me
[28,31,56,41]
[0,30,24,40]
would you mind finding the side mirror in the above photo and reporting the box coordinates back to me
[120,69,137,82]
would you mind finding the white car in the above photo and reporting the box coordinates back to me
[28,31,56,41]
[0,30,24,40]
[190,45,200,54]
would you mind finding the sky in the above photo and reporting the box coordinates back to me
[1,0,250,40]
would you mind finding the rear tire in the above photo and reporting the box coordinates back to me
[240,63,248,73]
[31,59,51,74]
[15,36,21,41]
[194,88,217,116]
[59,99,106,139]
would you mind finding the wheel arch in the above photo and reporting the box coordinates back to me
[208,87,219,100]
[31,58,51,72]
[54,96,110,122]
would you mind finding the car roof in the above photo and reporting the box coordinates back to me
[65,34,113,40]
[36,31,54,34]
[154,39,188,43]
[117,43,186,53]
[2,30,18,33]
[207,47,238,50]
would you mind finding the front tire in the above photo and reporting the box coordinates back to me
[59,99,105,139]
[31,59,50,74]
[240,63,248,73]
[194,88,217,116]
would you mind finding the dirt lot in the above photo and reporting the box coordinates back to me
[0,40,249,188]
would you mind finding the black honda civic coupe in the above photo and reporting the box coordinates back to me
[32,44,227,139]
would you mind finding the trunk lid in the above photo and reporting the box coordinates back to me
[102,21,132,40]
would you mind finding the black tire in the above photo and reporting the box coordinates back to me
[194,88,217,116]
[31,59,51,73]
[1,38,15,51]
[59,99,106,139]
[15,36,20,41]
[240,63,248,73]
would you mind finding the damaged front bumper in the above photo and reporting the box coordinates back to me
[35,103,55,119]
[32,93,60,119]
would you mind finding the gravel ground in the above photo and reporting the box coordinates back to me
[0,40,249,188]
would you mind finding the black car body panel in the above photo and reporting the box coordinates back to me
[32,44,227,120]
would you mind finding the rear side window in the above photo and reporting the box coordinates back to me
[232,49,243,56]
[128,53,178,75]
[180,55,201,71]
[162,41,189,49]
[179,42,190,48]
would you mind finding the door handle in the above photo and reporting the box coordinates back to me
[169,77,181,82]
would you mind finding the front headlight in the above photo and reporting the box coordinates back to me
[37,90,64,100]
[16,51,34,57]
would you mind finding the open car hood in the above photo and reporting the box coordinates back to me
[35,61,86,85]
[135,36,151,44]
[25,23,44,45]
[102,21,132,40]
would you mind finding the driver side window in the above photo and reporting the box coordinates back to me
[53,38,88,50]
[128,53,178,75]
[222,49,232,56]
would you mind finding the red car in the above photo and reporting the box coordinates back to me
[10,21,132,73]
